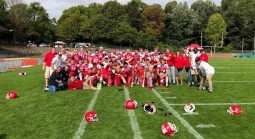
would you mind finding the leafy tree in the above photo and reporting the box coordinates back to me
[8,3,29,43]
[205,13,227,47]
[100,1,125,21]
[112,22,138,46]
[125,0,146,31]
[165,1,177,14]
[191,0,219,45]
[26,2,55,43]
[0,0,10,27]
[88,2,103,14]
[165,2,199,47]
[57,5,92,42]
[135,28,157,50]
[141,4,167,39]
[222,0,255,50]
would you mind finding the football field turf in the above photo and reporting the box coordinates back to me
[1,58,255,139]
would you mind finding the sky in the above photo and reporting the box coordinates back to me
[23,0,221,20]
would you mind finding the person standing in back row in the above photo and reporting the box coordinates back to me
[42,47,58,91]
[190,48,200,86]
[195,57,214,93]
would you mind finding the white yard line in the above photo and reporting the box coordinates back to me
[165,97,177,99]
[196,124,215,128]
[168,102,255,106]
[214,81,255,83]
[73,90,100,139]
[152,89,204,139]
[123,86,143,139]
[182,112,199,115]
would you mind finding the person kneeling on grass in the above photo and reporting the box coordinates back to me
[68,76,83,90]
[48,66,64,92]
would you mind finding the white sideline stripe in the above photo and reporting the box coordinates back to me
[152,89,204,139]
[159,92,172,94]
[196,124,215,128]
[182,112,199,115]
[73,90,100,139]
[214,81,255,83]
[124,86,143,139]
[165,97,177,99]
[169,102,255,106]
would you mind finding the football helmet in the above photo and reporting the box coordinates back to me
[84,111,98,122]
[125,99,138,109]
[143,103,156,114]
[184,103,195,113]
[19,71,26,76]
[161,122,178,136]
[227,105,242,115]
[6,91,17,99]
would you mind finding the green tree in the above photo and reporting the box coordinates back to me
[191,0,219,45]
[125,0,146,31]
[26,2,55,43]
[165,2,199,47]
[100,1,125,21]
[205,13,227,48]
[0,0,10,26]
[57,5,91,42]
[8,3,29,43]
[135,28,157,50]
[112,22,138,46]
[222,0,255,50]
[141,4,167,39]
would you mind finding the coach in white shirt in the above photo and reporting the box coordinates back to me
[51,54,62,70]
[195,57,214,92]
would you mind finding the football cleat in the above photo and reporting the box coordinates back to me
[227,105,242,115]
[6,91,17,99]
[143,103,156,114]
[161,122,178,136]
[184,103,196,113]
[84,111,98,122]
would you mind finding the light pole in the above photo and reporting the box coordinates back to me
[9,29,15,46]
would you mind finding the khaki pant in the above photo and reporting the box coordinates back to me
[200,73,213,91]
[45,66,54,78]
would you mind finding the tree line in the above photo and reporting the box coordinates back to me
[0,0,254,51]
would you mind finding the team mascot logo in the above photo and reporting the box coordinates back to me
[6,91,17,99]
[161,122,178,136]
[84,111,98,122]
[227,105,242,115]
[184,103,196,113]
[125,99,138,109]
[19,71,27,76]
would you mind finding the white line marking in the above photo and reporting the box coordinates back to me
[169,102,255,106]
[165,97,177,99]
[196,124,215,128]
[124,86,143,139]
[214,81,255,83]
[182,112,199,115]
[159,92,172,94]
[152,89,204,139]
[73,90,100,139]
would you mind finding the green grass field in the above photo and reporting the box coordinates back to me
[1,58,255,139]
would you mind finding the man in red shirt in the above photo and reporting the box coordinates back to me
[174,52,184,85]
[42,47,58,91]
[164,48,175,85]
[68,76,83,90]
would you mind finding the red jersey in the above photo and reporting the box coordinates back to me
[79,52,87,60]
[157,64,168,74]
[136,64,145,75]
[164,53,175,66]
[183,56,191,68]
[174,56,184,69]
[98,52,105,60]
[133,52,140,60]
[199,53,209,63]
[72,54,80,63]
[125,53,133,61]
[104,64,113,76]
[43,51,58,67]
[68,80,83,90]
[92,55,100,64]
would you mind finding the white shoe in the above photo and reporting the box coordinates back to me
[44,86,49,91]
[209,90,213,93]
[202,87,206,90]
